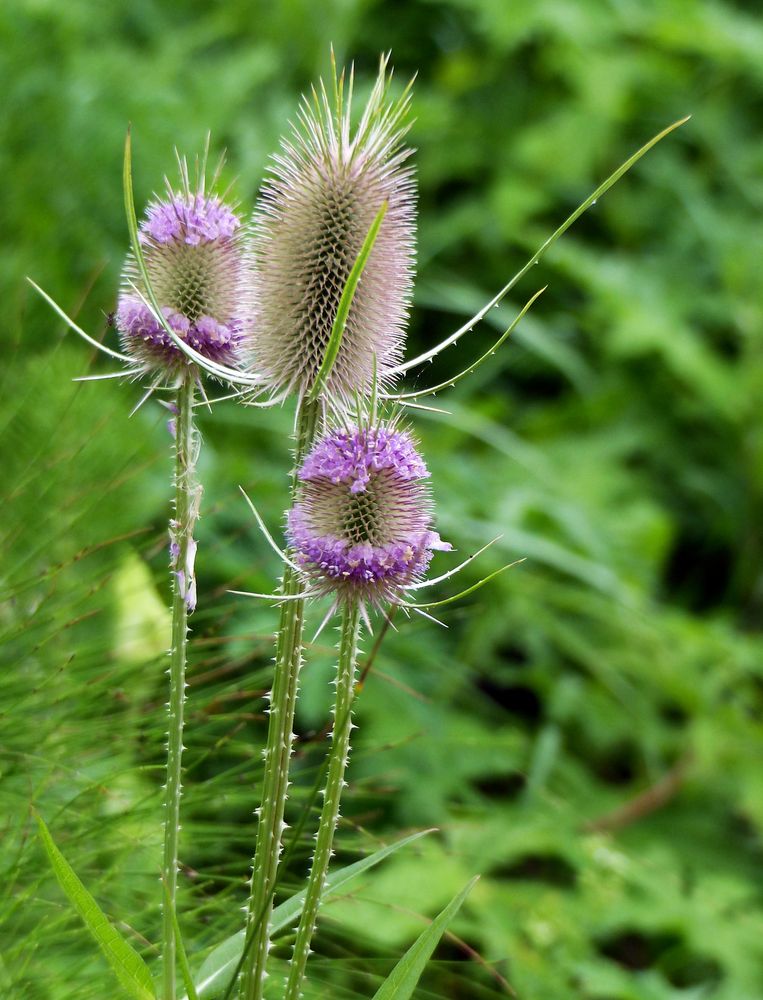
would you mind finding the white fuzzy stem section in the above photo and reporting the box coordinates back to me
[284,600,361,1000]
[163,373,199,999]
[240,400,319,1000]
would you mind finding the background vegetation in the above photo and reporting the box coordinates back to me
[2,1,762,997]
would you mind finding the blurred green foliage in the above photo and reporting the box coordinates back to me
[2,1,762,998]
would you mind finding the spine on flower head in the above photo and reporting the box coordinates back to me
[287,417,450,611]
[251,54,416,403]
[116,153,254,378]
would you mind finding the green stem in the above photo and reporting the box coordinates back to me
[284,600,361,1000]
[163,373,199,1000]
[240,399,319,1000]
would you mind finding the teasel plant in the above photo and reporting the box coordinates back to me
[30,133,257,999]
[234,53,418,1000]
[250,399,516,1000]
[122,139,258,1000]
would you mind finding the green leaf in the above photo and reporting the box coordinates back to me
[306,200,388,402]
[191,829,433,999]
[36,814,156,1000]
[371,877,478,1000]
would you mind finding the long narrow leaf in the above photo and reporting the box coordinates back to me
[391,114,690,376]
[371,877,479,1000]
[306,200,388,402]
[191,829,433,999]
[36,815,156,1000]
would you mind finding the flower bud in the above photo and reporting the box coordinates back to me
[251,57,416,401]
[287,422,450,608]
[117,180,253,377]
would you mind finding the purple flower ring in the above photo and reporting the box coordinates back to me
[287,424,450,608]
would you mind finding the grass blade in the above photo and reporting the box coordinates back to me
[371,877,479,1000]
[36,814,156,1000]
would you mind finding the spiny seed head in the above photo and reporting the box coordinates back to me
[287,421,450,608]
[251,53,416,402]
[116,152,254,378]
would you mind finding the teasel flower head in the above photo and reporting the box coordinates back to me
[116,150,254,379]
[287,418,450,611]
[251,52,416,403]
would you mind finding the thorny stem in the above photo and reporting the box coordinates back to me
[240,399,319,1000]
[164,372,200,999]
[284,600,361,1000]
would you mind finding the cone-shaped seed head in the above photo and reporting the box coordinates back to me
[117,162,253,377]
[252,55,416,401]
[287,422,450,608]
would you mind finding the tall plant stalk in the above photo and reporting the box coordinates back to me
[284,600,361,1000]
[240,399,319,1000]
[163,371,199,999]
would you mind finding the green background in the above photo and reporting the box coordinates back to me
[2,1,762,997]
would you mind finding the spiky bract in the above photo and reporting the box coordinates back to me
[251,55,416,402]
[287,422,449,608]
[117,169,254,377]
